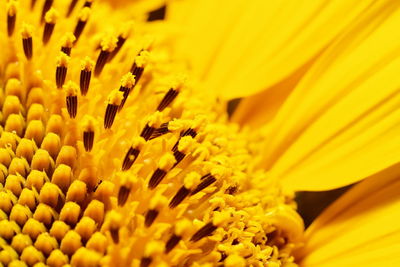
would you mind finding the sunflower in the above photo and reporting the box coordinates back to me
[0,0,398,267]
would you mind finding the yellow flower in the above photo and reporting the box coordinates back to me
[0,1,398,267]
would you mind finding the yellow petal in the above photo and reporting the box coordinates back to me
[167,0,385,99]
[232,58,313,127]
[257,1,400,191]
[100,0,166,11]
[298,165,400,266]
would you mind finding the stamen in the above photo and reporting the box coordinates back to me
[190,222,217,242]
[130,50,150,83]
[181,128,197,138]
[21,24,34,60]
[117,186,130,206]
[121,147,140,171]
[56,52,70,89]
[148,169,167,190]
[144,209,158,227]
[7,1,17,37]
[190,174,216,195]
[64,81,79,118]
[118,73,135,110]
[61,33,76,56]
[157,88,179,111]
[149,122,170,140]
[104,90,123,129]
[140,257,152,267]
[140,125,155,141]
[108,36,126,62]
[42,8,59,44]
[66,0,79,17]
[171,135,196,167]
[40,0,53,24]
[165,234,181,253]
[84,0,93,8]
[169,186,190,209]
[94,36,118,77]
[148,153,175,189]
[173,150,185,166]
[82,116,95,152]
[80,57,94,95]
[73,7,91,42]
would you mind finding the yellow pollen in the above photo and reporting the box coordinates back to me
[56,52,70,68]
[121,72,136,88]
[80,56,94,71]
[63,81,78,96]
[61,32,76,48]
[135,50,150,68]
[78,7,91,22]
[7,1,17,17]
[107,89,123,105]
[44,8,59,24]
[100,35,118,52]
[20,23,33,39]
[158,152,176,170]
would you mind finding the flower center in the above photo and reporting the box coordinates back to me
[0,1,304,266]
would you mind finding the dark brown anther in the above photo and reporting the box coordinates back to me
[7,3,16,37]
[149,122,170,140]
[93,180,102,192]
[73,8,90,42]
[190,175,217,195]
[169,186,190,209]
[104,104,118,129]
[108,36,126,62]
[157,88,179,111]
[130,63,144,82]
[165,234,181,253]
[122,147,140,171]
[40,0,53,23]
[110,228,119,243]
[148,169,167,189]
[80,69,91,95]
[83,0,93,7]
[83,131,94,151]
[140,125,155,141]
[118,86,130,111]
[117,73,135,111]
[42,23,55,44]
[64,81,79,119]
[140,257,152,267]
[56,52,69,88]
[61,46,71,56]
[31,0,37,9]
[117,186,131,206]
[190,222,217,242]
[181,128,197,138]
[73,20,86,41]
[22,37,33,60]
[66,96,77,118]
[56,66,67,88]
[80,57,93,96]
[225,186,238,195]
[42,8,58,44]
[173,150,185,167]
[94,50,110,77]
[144,209,159,227]
[66,0,79,17]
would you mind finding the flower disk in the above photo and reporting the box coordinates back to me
[0,0,304,266]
